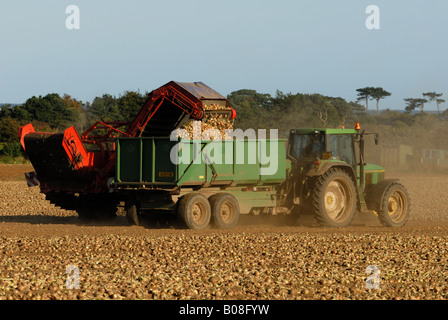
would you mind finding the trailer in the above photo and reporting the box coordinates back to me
[113,137,289,229]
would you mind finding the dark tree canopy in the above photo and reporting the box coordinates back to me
[356,87,376,111]
[404,98,428,113]
[370,87,392,115]
[356,87,391,115]
[423,92,444,115]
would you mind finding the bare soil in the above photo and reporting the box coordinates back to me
[1,164,447,300]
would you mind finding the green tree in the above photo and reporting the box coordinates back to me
[116,91,147,122]
[377,109,414,127]
[0,104,12,118]
[0,117,21,142]
[370,87,391,116]
[85,91,147,126]
[23,93,78,129]
[327,97,358,127]
[62,94,85,131]
[87,94,121,123]
[0,104,30,121]
[227,89,271,129]
[270,90,294,112]
[356,87,376,112]
[422,92,444,115]
[436,98,445,114]
[0,141,23,158]
[404,98,428,113]
[349,101,366,115]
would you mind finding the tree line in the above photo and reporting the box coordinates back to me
[0,91,147,159]
[1,86,447,161]
[356,87,446,115]
[0,91,147,136]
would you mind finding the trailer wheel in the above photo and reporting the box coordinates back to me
[312,168,357,227]
[209,193,240,229]
[378,183,410,227]
[177,193,211,230]
[125,201,140,226]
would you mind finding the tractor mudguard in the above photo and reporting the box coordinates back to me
[364,178,399,212]
[307,161,356,181]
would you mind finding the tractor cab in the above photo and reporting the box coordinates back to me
[287,126,383,189]
[288,128,357,166]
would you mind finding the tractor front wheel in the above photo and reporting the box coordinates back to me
[312,168,357,227]
[378,183,410,227]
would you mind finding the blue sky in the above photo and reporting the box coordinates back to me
[1,0,447,111]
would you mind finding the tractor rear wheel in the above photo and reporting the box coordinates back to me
[312,168,357,227]
[177,193,211,230]
[378,183,410,227]
[209,193,240,229]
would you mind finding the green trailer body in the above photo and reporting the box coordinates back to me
[115,137,288,189]
[114,137,289,215]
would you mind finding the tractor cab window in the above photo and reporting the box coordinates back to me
[328,135,355,165]
[291,133,324,160]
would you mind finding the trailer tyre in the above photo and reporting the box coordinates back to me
[209,193,240,229]
[178,193,211,230]
[378,183,410,227]
[125,201,140,226]
[312,168,357,227]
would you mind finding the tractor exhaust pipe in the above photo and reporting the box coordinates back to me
[359,132,365,192]
[355,123,365,192]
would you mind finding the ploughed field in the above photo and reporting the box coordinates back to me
[0,164,447,300]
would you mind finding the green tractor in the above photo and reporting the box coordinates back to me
[283,124,410,228]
